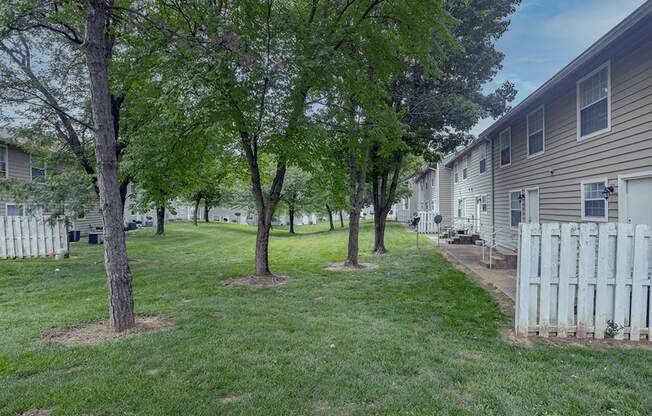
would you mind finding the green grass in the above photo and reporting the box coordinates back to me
[1,221,651,415]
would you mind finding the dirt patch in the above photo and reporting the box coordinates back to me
[21,410,51,416]
[210,311,225,319]
[41,316,173,347]
[217,394,251,405]
[325,262,380,272]
[220,275,294,288]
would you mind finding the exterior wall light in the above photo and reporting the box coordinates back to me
[602,185,615,200]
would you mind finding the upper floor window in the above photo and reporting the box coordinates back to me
[454,163,459,183]
[581,178,608,221]
[527,106,545,157]
[479,143,487,174]
[31,155,46,180]
[499,128,511,167]
[462,156,468,180]
[577,62,611,140]
[0,144,7,178]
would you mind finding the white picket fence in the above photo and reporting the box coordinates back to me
[516,223,652,341]
[417,211,438,234]
[0,216,69,259]
[396,209,411,223]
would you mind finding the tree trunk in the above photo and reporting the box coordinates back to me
[204,204,210,222]
[339,210,344,228]
[156,205,165,236]
[192,197,200,226]
[255,218,272,276]
[371,150,402,255]
[345,147,367,267]
[326,204,334,231]
[289,208,295,234]
[84,0,134,332]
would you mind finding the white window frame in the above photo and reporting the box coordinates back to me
[580,177,609,222]
[454,162,459,183]
[0,143,8,178]
[509,190,522,229]
[576,61,611,141]
[479,142,488,175]
[5,203,25,217]
[499,127,511,168]
[457,198,464,218]
[30,154,46,180]
[462,156,468,180]
[526,105,545,158]
[480,194,488,214]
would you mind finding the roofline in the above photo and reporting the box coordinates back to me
[478,0,652,139]
[444,137,491,167]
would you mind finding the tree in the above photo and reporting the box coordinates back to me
[280,167,314,234]
[83,0,134,331]
[366,0,519,255]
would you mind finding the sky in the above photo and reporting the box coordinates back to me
[471,0,647,136]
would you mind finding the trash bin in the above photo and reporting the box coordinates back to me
[89,232,104,245]
[68,230,81,242]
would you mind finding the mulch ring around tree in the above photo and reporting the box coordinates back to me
[220,275,294,288]
[325,262,380,272]
[40,316,173,347]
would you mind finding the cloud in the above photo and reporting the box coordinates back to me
[542,0,645,49]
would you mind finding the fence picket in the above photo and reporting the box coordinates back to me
[0,217,6,259]
[630,225,650,341]
[614,224,633,340]
[595,223,616,339]
[37,217,46,257]
[516,223,531,337]
[557,224,576,338]
[539,223,557,337]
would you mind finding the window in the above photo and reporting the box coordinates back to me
[31,155,46,180]
[527,106,545,157]
[581,179,608,221]
[479,143,487,174]
[6,204,24,216]
[454,163,459,183]
[457,198,464,218]
[462,156,468,180]
[481,195,487,213]
[510,191,522,228]
[577,62,611,140]
[499,128,511,167]
[0,144,7,178]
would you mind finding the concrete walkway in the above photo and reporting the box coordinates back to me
[426,235,517,302]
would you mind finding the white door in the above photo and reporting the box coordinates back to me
[526,189,539,223]
[624,177,652,227]
[474,198,481,233]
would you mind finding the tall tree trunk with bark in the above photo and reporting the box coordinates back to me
[339,210,344,228]
[326,204,334,231]
[204,204,210,222]
[371,150,402,255]
[192,195,200,226]
[345,147,367,267]
[156,205,165,236]
[84,0,134,332]
[289,208,295,234]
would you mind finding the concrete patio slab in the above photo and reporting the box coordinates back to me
[426,235,517,302]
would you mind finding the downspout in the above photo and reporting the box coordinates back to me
[490,135,496,244]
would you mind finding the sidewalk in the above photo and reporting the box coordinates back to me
[426,235,517,302]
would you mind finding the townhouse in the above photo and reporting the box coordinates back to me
[447,2,652,251]
[0,129,104,234]
[394,162,453,228]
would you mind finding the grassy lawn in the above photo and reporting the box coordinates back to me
[1,221,651,415]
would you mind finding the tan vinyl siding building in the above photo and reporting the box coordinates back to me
[487,11,652,251]
[0,141,33,217]
[447,3,652,252]
[434,163,453,228]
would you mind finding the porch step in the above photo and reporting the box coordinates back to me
[481,251,518,270]
[446,234,481,245]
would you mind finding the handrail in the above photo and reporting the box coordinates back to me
[482,226,518,269]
